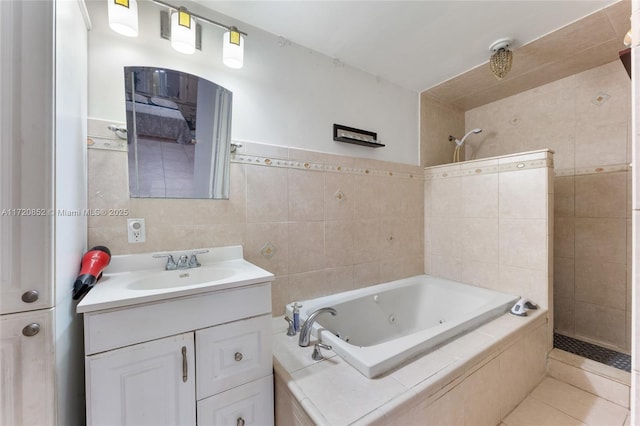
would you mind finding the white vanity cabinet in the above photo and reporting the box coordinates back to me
[82,281,274,426]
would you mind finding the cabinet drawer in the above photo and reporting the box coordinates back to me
[84,282,271,355]
[196,315,272,399]
[197,375,274,426]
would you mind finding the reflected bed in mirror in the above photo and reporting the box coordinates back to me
[124,66,232,199]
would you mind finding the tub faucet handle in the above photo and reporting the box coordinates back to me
[312,343,332,361]
[510,298,538,317]
[284,316,296,336]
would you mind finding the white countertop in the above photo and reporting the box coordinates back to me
[77,246,274,313]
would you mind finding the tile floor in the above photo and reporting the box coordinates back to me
[502,377,629,426]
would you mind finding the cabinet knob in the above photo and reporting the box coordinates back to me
[21,290,39,303]
[236,417,245,426]
[22,323,40,337]
[234,352,243,362]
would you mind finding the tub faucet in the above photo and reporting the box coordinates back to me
[298,307,337,347]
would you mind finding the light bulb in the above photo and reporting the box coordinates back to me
[108,0,138,37]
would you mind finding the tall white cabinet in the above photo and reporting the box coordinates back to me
[0,1,89,425]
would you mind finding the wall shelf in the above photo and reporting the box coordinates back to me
[333,124,384,148]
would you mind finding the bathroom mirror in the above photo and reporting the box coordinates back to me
[124,66,232,199]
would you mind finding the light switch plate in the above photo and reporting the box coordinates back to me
[127,218,146,243]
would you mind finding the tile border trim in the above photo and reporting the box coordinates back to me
[231,153,422,180]
[424,157,553,180]
[555,163,631,177]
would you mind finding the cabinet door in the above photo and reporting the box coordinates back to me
[197,375,274,426]
[0,309,55,426]
[196,315,272,399]
[0,0,54,316]
[86,333,196,426]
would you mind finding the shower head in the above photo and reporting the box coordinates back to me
[455,128,483,147]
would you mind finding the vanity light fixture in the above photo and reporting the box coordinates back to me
[108,0,139,37]
[222,27,244,69]
[107,0,247,67]
[170,7,196,54]
[489,38,513,80]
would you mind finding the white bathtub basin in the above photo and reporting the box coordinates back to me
[286,275,519,378]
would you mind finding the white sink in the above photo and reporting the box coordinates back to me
[127,266,237,290]
[76,246,274,313]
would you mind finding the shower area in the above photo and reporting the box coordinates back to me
[422,58,632,372]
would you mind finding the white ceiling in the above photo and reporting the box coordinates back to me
[194,0,619,92]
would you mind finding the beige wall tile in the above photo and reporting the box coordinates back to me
[354,262,380,288]
[378,177,404,219]
[288,222,324,274]
[427,217,461,258]
[192,223,245,249]
[354,175,380,220]
[463,356,501,426]
[499,168,549,219]
[244,222,289,277]
[499,219,549,271]
[460,218,499,263]
[192,164,246,225]
[460,261,500,291]
[499,338,529,419]
[271,276,290,317]
[401,178,425,218]
[554,256,575,300]
[246,165,288,223]
[428,254,462,282]
[554,176,575,217]
[288,270,326,302]
[525,322,548,391]
[288,169,324,221]
[575,301,626,350]
[554,296,575,335]
[324,266,354,295]
[354,219,380,264]
[418,384,465,426]
[499,265,549,309]
[575,172,627,218]
[461,173,499,218]
[574,217,627,263]
[420,94,464,168]
[554,217,575,259]
[575,259,626,310]
[429,177,461,218]
[87,150,130,228]
[324,172,355,221]
[325,220,355,268]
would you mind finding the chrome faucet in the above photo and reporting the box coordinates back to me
[177,255,189,269]
[153,254,177,270]
[298,307,337,347]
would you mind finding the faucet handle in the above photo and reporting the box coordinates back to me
[153,254,177,270]
[284,316,296,336]
[188,254,201,268]
[188,250,208,268]
[312,343,332,361]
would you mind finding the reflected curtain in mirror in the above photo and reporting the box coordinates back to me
[124,66,232,199]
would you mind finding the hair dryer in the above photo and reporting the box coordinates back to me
[72,246,111,300]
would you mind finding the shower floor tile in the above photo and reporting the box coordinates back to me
[553,333,631,372]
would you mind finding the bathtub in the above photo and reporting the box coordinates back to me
[285,274,520,378]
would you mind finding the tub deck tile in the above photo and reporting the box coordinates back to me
[290,355,407,425]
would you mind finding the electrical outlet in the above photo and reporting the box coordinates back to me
[127,218,146,243]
